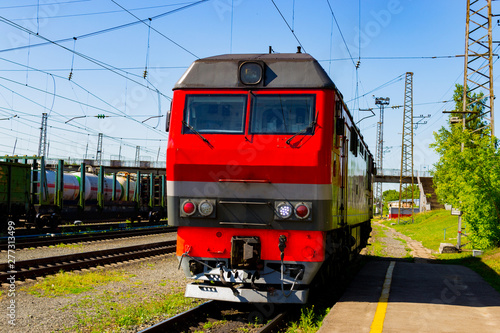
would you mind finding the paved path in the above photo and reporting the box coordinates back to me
[319,260,500,332]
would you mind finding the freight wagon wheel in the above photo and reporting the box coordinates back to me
[25,208,36,230]
[148,211,160,224]
[49,214,61,230]
[35,214,46,231]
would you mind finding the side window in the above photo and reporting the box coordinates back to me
[350,129,358,157]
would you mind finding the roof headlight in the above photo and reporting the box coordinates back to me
[239,62,263,85]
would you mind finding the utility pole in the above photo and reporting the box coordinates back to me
[456,0,495,249]
[135,146,141,167]
[398,72,414,224]
[96,133,103,166]
[375,97,390,217]
[463,0,494,137]
[38,113,48,157]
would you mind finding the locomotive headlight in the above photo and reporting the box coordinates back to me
[198,200,214,216]
[239,62,263,85]
[277,202,293,219]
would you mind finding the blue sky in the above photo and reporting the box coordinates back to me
[0,0,497,172]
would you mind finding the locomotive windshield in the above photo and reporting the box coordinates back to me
[183,95,247,134]
[250,95,315,134]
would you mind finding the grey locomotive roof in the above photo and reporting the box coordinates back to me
[173,53,337,90]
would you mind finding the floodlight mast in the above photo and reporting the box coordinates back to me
[374,97,390,217]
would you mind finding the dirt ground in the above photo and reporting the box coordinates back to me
[362,221,435,263]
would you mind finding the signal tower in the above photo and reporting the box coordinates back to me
[398,72,414,224]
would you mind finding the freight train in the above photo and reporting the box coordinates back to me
[167,53,374,304]
[0,156,167,230]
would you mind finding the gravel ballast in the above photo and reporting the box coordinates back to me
[2,232,177,263]
[1,233,192,333]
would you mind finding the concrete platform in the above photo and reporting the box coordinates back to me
[319,260,500,333]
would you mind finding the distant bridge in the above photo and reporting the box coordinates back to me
[374,169,432,184]
[373,169,443,210]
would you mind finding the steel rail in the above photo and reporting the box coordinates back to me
[138,301,217,333]
[0,240,176,283]
[138,299,288,333]
[0,226,176,250]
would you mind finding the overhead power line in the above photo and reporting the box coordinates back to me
[8,2,198,20]
[269,0,306,52]
[110,0,199,59]
[0,0,90,10]
[325,0,356,67]
[0,16,172,101]
[0,1,205,58]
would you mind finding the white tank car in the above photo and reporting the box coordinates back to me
[37,171,136,202]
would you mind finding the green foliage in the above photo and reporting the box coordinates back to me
[431,84,500,249]
[383,189,400,203]
[450,84,488,132]
[286,306,330,333]
[382,185,419,210]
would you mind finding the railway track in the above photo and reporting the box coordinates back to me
[0,240,176,283]
[0,226,176,250]
[138,300,289,333]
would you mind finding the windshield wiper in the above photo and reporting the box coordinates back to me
[182,120,213,148]
[286,111,318,145]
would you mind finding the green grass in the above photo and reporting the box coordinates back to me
[364,223,387,257]
[381,209,500,293]
[68,291,202,332]
[381,209,459,252]
[55,243,85,249]
[393,237,413,259]
[22,270,128,297]
[286,306,330,333]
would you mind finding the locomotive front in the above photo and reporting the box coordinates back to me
[167,53,339,304]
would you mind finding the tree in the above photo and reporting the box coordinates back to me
[431,84,500,249]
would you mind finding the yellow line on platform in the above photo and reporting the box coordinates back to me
[370,261,396,333]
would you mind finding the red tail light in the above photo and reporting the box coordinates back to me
[295,204,310,219]
[183,201,196,215]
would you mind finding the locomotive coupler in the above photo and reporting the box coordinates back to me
[219,264,239,296]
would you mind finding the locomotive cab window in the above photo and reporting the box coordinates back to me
[183,95,247,134]
[249,95,315,134]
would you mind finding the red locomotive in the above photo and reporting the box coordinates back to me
[166,53,374,304]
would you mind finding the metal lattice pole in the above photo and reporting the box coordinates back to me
[398,72,414,224]
[463,0,494,137]
[374,97,390,216]
[96,133,103,166]
[38,113,48,157]
[135,146,141,167]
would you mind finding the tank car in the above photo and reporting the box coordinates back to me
[0,156,166,229]
[167,53,374,304]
